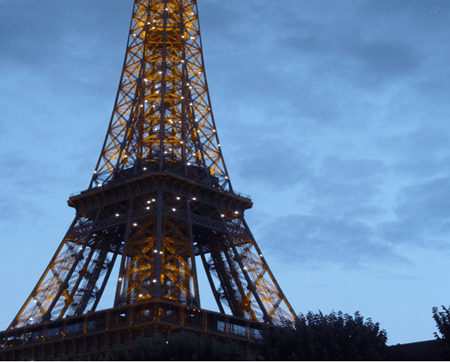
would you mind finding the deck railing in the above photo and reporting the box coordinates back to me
[0,300,264,351]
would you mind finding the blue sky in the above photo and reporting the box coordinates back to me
[1,0,450,345]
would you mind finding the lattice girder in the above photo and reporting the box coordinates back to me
[8,0,296,331]
[91,0,231,192]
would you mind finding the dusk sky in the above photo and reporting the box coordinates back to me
[1,0,450,345]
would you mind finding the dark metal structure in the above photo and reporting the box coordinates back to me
[1,299,267,360]
[4,0,295,352]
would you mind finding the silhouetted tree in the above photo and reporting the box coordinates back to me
[256,311,388,360]
[432,305,450,359]
[116,332,245,360]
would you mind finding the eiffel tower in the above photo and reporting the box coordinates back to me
[3,0,295,356]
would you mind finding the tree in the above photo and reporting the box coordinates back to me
[256,311,388,360]
[432,305,450,359]
[116,332,246,361]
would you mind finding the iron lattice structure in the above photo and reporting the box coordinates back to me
[8,0,295,331]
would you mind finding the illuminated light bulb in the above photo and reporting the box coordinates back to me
[119,278,122,281]
[29,318,33,321]
[213,130,216,133]
[147,201,151,204]
[139,294,143,298]
[93,171,97,174]
[187,162,191,166]
[221,214,225,217]
[195,118,198,122]
[152,199,156,202]
[143,167,147,170]
[260,254,263,257]
[33,300,37,303]
[192,197,196,200]
[160,251,163,254]
[243,267,247,270]
[116,214,120,217]
[146,207,150,210]
[133,223,137,226]
[225,176,229,179]
[98,184,102,187]
[152,27,155,30]
[79,247,83,250]
[154,250,157,253]
[176,197,180,200]
[153,279,157,283]
[172,208,176,212]
[234,211,239,214]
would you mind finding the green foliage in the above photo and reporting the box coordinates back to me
[115,332,246,360]
[432,305,450,359]
[256,311,388,360]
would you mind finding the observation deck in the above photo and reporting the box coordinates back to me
[0,300,265,360]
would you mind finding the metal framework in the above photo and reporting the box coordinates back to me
[7,0,296,332]
[1,299,266,360]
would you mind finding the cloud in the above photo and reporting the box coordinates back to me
[379,177,450,249]
[257,213,405,269]
[303,157,387,214]
[230,136,312,190]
